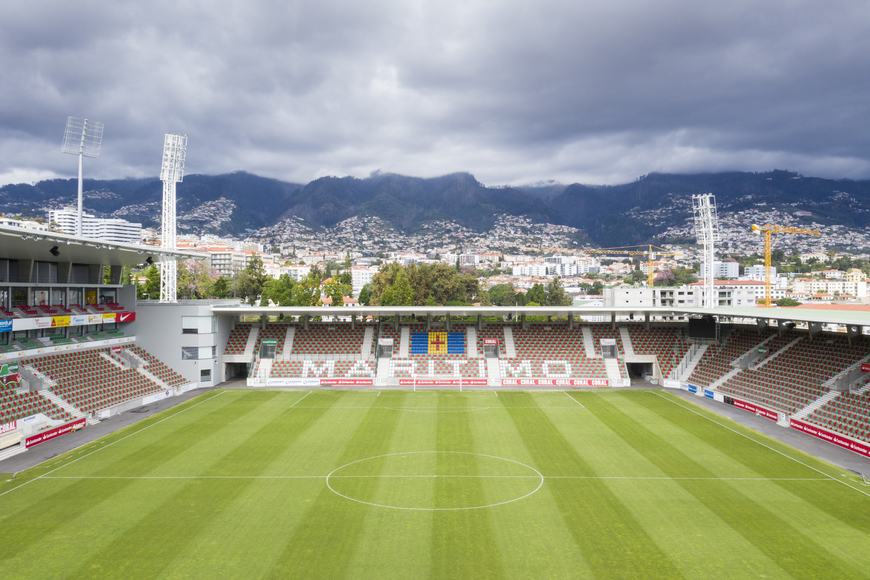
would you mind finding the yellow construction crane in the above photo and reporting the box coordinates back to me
[584,245,680,286]
[751,224,821,308]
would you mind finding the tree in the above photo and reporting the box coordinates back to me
[177,260,219,299]
[323,280,351,307]
[488,283,517,306]
[545,276,571,306]
[237,253,269,305]
[358,284,372,306]
[291,272,321,306]
[628,270,647,285]
[527,283,546,305]
[211,276,232,299]
[776,297,802,307]
[380,268,414,306]
[137,265,160,300]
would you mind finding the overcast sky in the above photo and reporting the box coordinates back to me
[1,0,869,188]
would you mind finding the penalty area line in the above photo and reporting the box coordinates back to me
[651,391,870,500]
[564,391,585,408]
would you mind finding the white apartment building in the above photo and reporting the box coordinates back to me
[351,266,377,292]
[48,207,141,243]
[0,216,49,231]
[511,261,554,277]
[744,265,775,280]
[792,278,867,298]
[604,281,764,308]
[699,261,740,279]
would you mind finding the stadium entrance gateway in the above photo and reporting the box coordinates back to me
[483,338,499,358]
[260,339,277,359]
[378,337,393,357]
[600,338,617,358]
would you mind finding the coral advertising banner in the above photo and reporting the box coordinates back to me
[790,418,870,458]
[501,378,610,386]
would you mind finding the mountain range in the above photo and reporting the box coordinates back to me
[2,170,870,247]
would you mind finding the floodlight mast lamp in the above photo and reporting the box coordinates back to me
[159,133,187,303]
[61,117,104,237]
[692,193,720,309]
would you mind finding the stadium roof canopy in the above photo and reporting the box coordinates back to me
[0,224,205,267]
[210,304,870,328]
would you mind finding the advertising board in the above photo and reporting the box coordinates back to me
[731,398,778,421]
[25,418,86,448]
[790,419,870,458]
[501,378,609,386]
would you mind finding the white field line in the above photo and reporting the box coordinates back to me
[651,391,870,500]
[564,391,585,408]
[0,390,231,499]
[38,474,831,481]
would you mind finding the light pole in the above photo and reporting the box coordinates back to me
[159,133,188,303]
[61,117,104,237]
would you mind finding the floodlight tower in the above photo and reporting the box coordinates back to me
[692,193,721,309]
[159,133,188,303]
[61,117,104,236]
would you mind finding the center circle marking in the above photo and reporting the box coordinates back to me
[326,451,544,510]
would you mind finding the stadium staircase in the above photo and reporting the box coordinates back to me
[39,390,85,420]
[603,358,623,384]
[753,337,802,370]
[466,327,478,357]
[377,357,390,380]
[245,327,260,357]
[709,368,741,390]
[581,326,597,358]
[399,327,410,357]
[503,327,516,357]
[487,358,500,380]
[257,359,272,383]
[282,327,295,360]
[676,344,708,382]
[619,328,635,356]
[822,354,870,390]
[362,327,374,360]
[792,390,841,421]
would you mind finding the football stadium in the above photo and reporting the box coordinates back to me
[1,224,870,579]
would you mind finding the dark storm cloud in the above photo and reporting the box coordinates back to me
[1,0,868,187]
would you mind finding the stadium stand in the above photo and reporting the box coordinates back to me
[224,323,252,355]
[625,324,689,378]
[0,383,74,425]
[27,349,167,413]
[806,390,870,443]
[687,329,773,387]
[128,345,190,388]
[718,334,867,414]
[271,360,376,378]
[290,323,370,357]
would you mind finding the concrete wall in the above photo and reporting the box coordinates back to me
[129,300,240,388]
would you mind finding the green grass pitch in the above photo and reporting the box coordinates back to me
[1,389,869,579]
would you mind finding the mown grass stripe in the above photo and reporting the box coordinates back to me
[67,391,335,579]
[430,392,505,578]
[502,392,685,579]
[0,390,258,560]
[639,392,870,534]
[265,392,408,579]
[582,393,866,580]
